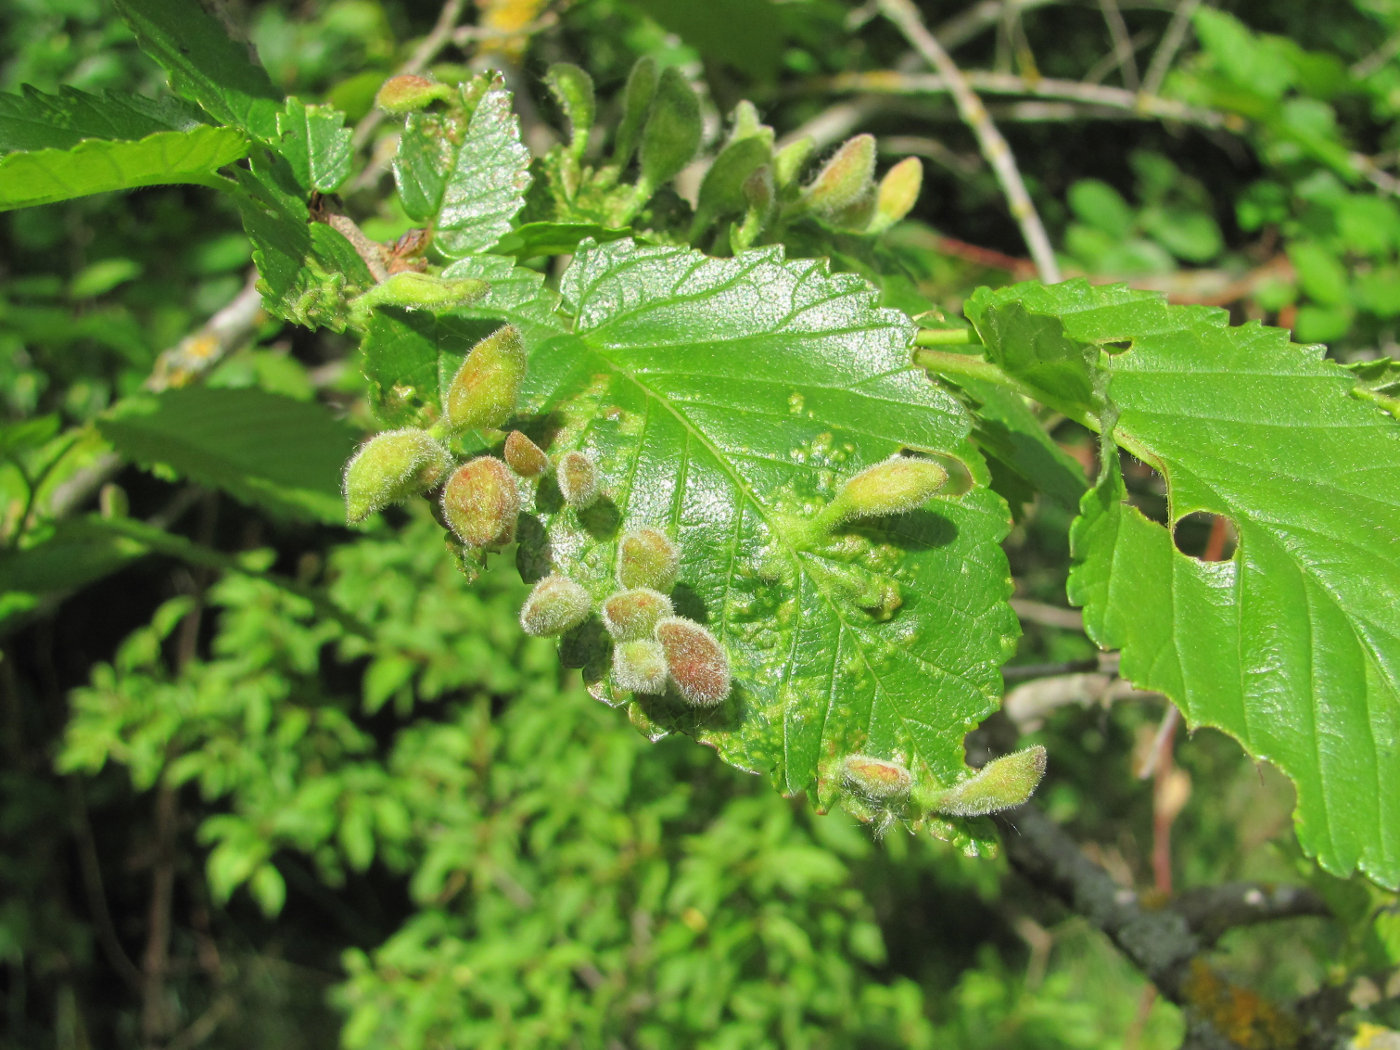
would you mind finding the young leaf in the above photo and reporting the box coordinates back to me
[276,99,353,195]
[0,127,246,211]
[98,388,360,525]
[522,239,1018,827]
[966,279,1400,888]
[392,74,531,258]
[112,0,282,142]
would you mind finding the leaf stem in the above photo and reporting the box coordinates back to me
[913,327,980,347]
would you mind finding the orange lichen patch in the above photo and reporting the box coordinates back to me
[1138,887,1170,911]
[1181,958,1301,1049]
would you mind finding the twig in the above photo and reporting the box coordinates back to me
[994,804,1330,1048]
[1142,0,1202,97]
[876,0,1061,282]
[42,272,266,523]
[1098,0,1141,90]
[1010,597,1084,632]
[1171,882,1330,945]
[818,70,1232,131]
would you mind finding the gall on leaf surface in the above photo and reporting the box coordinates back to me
[966,278,1400,887]
[519,239,1018,834]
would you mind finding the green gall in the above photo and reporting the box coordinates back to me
[803,134,876,216]
[503,430,548,478]
[842,754,913,801]
[728,100,766,145]
[519,574,592,637]
[617,527,680,592]
[544,62,595,159]
[557,450,600,509]
[816,454,948,532]
[772,137,815,191]
[931,746,1048,817]
[612,638,669,694]
[868,156,923,234]
[350,273,489,322]
[441,456,519,548]
[612,56,659,167]
[601,588,673,641]
[343,428,452,524]
[655,616,730,707]
[375,74,453,114]
[637,66,702,196]
[443,325,527,433]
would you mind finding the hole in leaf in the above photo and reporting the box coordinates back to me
[1172,512,1237,563]
[1102,339,1133,355]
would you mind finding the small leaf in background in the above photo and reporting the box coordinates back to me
[628,0,784,79]
[113,0,282,141]
[392,74,532,258]
[967,279,1400,887]
[0,126,247,212]
[525,239,1017,833]
[98,387,361,525]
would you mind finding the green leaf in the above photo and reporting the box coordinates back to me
[490,222,631,258]
[0,519,147,637]
[392,75,531,258]
[0,85,208,153]
[362,254,564,428]
[98,388,361,524]
[0,126,247,212]
[524,239,1017,835]
[234,160,375,331]
[113,0,282,141]
[275,98,353,194]
[966,279,1400,887]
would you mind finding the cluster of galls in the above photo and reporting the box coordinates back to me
[341,322,731,708]
[840,746,1048,835]
[520,527,731,707]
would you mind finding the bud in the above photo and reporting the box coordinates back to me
[350,272,488,322]
[519,574,592,636]
[931,746,1048,817]
[441,456,519,548]
[443,325,527,433]
[612,638,669,694]
[545,62,596,159]
[842,754,913,801]
[503,430,548,478]
[612,56,658,167]
[343,428,452,524]
[693,135,771,237]
[815,454,948,532]
[557,450,600,509]
[617,527,680,592]
[601,588,673,641]
[803,134,876,216]
[868,156,923,234]
[654,617,730,706]
[637,66,702,196]
[375,75,454,114]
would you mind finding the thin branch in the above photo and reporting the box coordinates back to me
[819,70,1231,131]
[1099,0,1141,90]
[1010,597,1084,632]
[1142,0,1202,97]
[877,0,1062,282]
[1171,882,1330,945]
[993,805,1342,1049]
